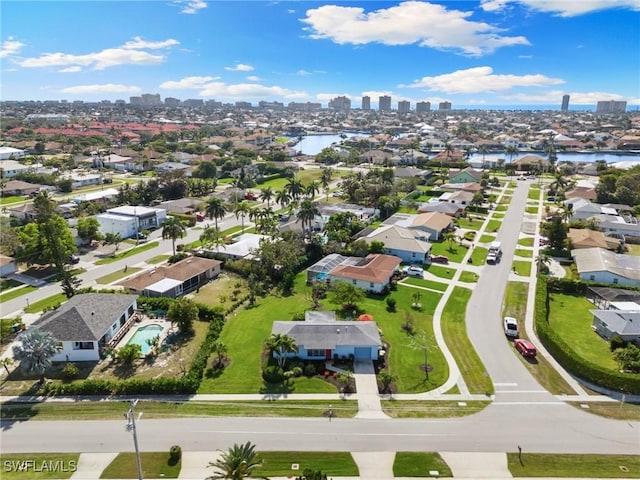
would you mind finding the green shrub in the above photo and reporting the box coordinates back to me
[610,334,627,352]
[262,365,285,383]
[304,363,317,377]
[169,445,182,462]
[386,297,397,312]
[61,362,80,382]
[117,344,142,365]
[463,231,476,241]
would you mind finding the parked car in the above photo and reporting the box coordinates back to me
[69,253,80,264]
[514,338,537,358]
[403,265,424,278]
[244,192,258,201]
[430,255,449,264]
[503,316,519,338]
[134,232,147,240]
[486,252,498,264]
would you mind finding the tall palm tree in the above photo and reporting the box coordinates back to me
[265,333,298,369]
[305,181,320,199]
[200,225,223,251]
[478,144,489,167]
[207,441,265,480]
[12,330,62,384]
[205,197,228,230]
[320,167,333,199]
[234,200,251,232]
[259,187,273,208]
[285,177,304,201]
[297,198,319,237]
[505,145,519,164]
[274,189,291,210]
[162,216,187,256]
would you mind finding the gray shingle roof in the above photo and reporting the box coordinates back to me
[30,293,138,341]
[592,310,640,336]
[272,320,381,349]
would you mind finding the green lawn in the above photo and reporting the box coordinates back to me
[507,453,640,478]
[512,260,532,277]
[469,246,488,265]
[515,248,533,258]
[101,452,180,479]
[527,189,541,200]
[0,285,38,303]
[189,273,248,308]
[525,206,539,214]
[24,293,67,313]
[627,244,640,256]
[401,277,448,292]
[255,452,358,476]
[456,216,484,231]
[495,205,508,212]
[491,212,505,219]
[425,264,456,280]
[459,271,479,283]
[429,241,468,263]
[485,219,502,233]
[96,267,142,285]
[146,254,171,264]
[0,195,25,205]
[0,453,80,479]
[500,195,512,204]
[95,241,159,265]
[382,400,489,418]
[517,237,535,247]
[548,293,618,370]
[479,234,496,243]
[393,452,452,477]
[441,287,493,394]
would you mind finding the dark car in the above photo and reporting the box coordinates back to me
[134,232,148,240]
[514,338,537,358]
[430,255,449,264]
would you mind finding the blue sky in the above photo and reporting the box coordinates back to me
[1,0,639,107]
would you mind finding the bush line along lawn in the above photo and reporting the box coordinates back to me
[96,267,142,285]
[393,452,453,477]
[24,293,68,313]
[0,399,359,420]
[507,453,640,478]
[441,287,494,395]
[255,452,358,476]
[0,285,38,304]
[95,241,159,265]
[101,452,180,479]
[0,453,80,480]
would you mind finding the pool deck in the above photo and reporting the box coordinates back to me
[116,317,174,355]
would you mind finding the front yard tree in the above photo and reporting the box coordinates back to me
[167,297,199,335]
[103,232,122,255]
[266,333,298,369]
[162,216,187,257]
[207,441,263,480]
[206,196,228,230]
[12,330,62,383]
[77,216,103,244]
[546,216,568,252]
[332,281,365,311]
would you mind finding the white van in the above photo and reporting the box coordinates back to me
[487,241,502,264]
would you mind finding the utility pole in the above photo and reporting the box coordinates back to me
[124,399,143,480]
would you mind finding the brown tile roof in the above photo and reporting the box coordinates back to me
[330,254,401,284]
[119,256,221,291]
[568,229,619,250]
[411,212,453,231]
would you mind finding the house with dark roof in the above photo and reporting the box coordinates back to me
[1,180,41,197]
[271,311,382,361]
[28,293,139,361]
[119,256,221,297]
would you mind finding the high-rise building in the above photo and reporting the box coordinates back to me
[561,95,570,111]
[164,97,181,107]
[141,93,162,106]
[235,101,253,109]
[398,100,411,114]
[129,96,142,105]
[183,98,204,107]
[439,101,452,110]
[288,102,322,111]
[361,96,370,110]
[379,95,391,111]
[328,96,351,111]
[416,101,431,113]
[596,100,627,114]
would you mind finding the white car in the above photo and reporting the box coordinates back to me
[403,265,424,278]
[503,317,519,338]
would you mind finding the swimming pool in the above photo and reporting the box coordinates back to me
[126,324,164,355]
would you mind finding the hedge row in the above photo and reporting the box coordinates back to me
[546,277,640,296]
[535,277,640,394]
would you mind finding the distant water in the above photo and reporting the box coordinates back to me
[468,152,640,164]
[294,133,360,155]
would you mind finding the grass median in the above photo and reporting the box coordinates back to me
[95,241,159,265]
[0,285,38,304]
[393,452,452,477]
[507,453,640,478]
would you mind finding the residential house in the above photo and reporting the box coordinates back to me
[410,212,455,240]
[436,190,474,207]
[312,203,379,231]
[417,202,463,216]
[27,293,139,362]
[0,146,26,160]
[0,255,18,277]
[394,167,433,183]
[440,182,483,193]
[307,253,401,293]
[119,256,222,298]
[565,186,597,201]
[566,199,613,221]
[512,155,549,170]
[365,225,432,264]
[96,205,167,239]
[8,203,37,222]
[158,198,203,215]
[63,172,102,189]
[448,167,483,184]
[0,160,32,178]
[1,180,41,197]
[201,233,268,260]
[155,162,192,174]
[591,309,640,344]
[271,311,382,361]
[586,286,640,310]
[72,188,119,204]
[572,248,640,286]
[568,228,620,250]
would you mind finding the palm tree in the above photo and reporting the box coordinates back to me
[443,231,456,252]
[274,189,291,210]
[234,200,251,232]
[259,187,273,208]
[265,333,298,369]
[207,441,265,480]
[205,197,228,230]
[162,216,187,256]
[200,226,223,251]
[12,330,62,384]
[478,144,489,167]
[505,145,519,164]
[297,198,319,237]
[305,181,320,199]
[285,177,304,201]
[320,167,333,199]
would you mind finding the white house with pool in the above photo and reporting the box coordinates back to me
[25,293,139,362]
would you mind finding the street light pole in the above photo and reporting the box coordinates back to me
[124,399,143,480]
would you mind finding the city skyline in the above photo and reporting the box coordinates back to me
[1,1,639,107]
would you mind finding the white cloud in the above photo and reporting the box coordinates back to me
[296,70,312,76]
[60,84,141,94]
[246,75,261,81]
[225,63,254,72]
[301,1,530,56]
[0,37,25,58]
[59,66,81,73]
[316,93,353,101]
[481,0,640,17]
[197,81,307,100]
[121,37,180,50]
[176,0,208,14]
[404,66,564,94]
[159,76,217,89]
[18,48,166,70]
